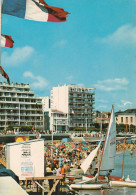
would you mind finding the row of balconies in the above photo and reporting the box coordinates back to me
[70,115,93,118]
[0,94,34,98]
[69,119,93,123]
[0,124,43,127]
[69,105,93,109]
[0,89,34,94]
[0,117,43,120]
[69,96,95,100]
[0,99,39,104]
[69,90,95,95]
[0,107,42,111]
[69,109,94,113]
[69,123,92,127]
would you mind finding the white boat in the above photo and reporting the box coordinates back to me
[110,180,136,188]
[70,182,109,190]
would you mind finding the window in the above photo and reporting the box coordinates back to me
[121,117,123,123]
[126,117,128,123]
[130,117,133,123]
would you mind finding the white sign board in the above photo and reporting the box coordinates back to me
[6,139,44,180]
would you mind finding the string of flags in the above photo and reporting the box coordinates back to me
[1,0,70,83]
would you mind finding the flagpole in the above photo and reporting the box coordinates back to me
[0,0,2,67]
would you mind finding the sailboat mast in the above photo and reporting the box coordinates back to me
[0,0,2,67]
[98,105,113,172]
[121,124,127,179]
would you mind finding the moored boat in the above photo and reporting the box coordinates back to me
[69,182,109,190]
[110,180,136,187]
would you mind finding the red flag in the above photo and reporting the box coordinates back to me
[1,34,14,48]
[0,66,10,84]
[32,125,35,131]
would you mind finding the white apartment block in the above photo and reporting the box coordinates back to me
[50,84,95,131]
[0,82,44,131]
[40,96,50,112]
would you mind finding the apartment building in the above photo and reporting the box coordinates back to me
[50,84,95,131]
[115,109,136,127]
[0,82,43,131]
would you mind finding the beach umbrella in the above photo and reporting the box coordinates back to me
[126,140,132,144]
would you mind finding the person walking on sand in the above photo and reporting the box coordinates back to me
[100,187,105,195]
[130,149,133,159]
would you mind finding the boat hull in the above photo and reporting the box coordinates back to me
[83,175,121,181]
[69,182,109,190]
[110,180,136,187]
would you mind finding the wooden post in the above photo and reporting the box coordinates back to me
[48,180,60,195]
[0,157,6,167]
[121,124,127,179]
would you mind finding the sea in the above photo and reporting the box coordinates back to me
[78,150,136,195]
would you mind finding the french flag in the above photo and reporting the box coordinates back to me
[2,0,69,22]
[70,109,76,114]
[1,34,14,48]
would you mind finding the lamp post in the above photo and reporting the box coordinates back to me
[51,117,54,162]
[100,112,102,132]
[19,103,20,126]
[86,118,87,133]
[5,114,7,132]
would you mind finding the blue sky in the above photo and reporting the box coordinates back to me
[1,0,136,112]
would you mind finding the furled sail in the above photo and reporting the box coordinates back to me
[81,141,101,174]
[100,105,116,171]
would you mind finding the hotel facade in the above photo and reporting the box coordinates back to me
[50,84,95,131]
[0,82,43,131]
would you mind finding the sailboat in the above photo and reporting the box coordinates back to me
[79,105,136,188]
[69,105,117,190]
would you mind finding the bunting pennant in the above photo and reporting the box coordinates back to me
[2,0,69,22]
[1,34,14,48]
[0,66,10,84]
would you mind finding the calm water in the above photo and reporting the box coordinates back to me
[78,150,136,195]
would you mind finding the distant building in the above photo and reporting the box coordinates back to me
[41,96,50,112]
[50,109,68,132]
[115,109,136,127]
[0,82,43,131]
[94,111,110,124]
[50,84,95,131]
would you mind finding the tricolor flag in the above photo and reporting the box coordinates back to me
[0,66,10,84]
[1,34,14,48]
[2,0,69,22]
[70,109,76,114]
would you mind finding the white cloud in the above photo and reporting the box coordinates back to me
[121,100,133,106]
[2,46,34,66]
[23,71,49,90]
[94,78,129,91]
[97,24,136,46]
[116,100,133,111]
[53,40,67,47]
